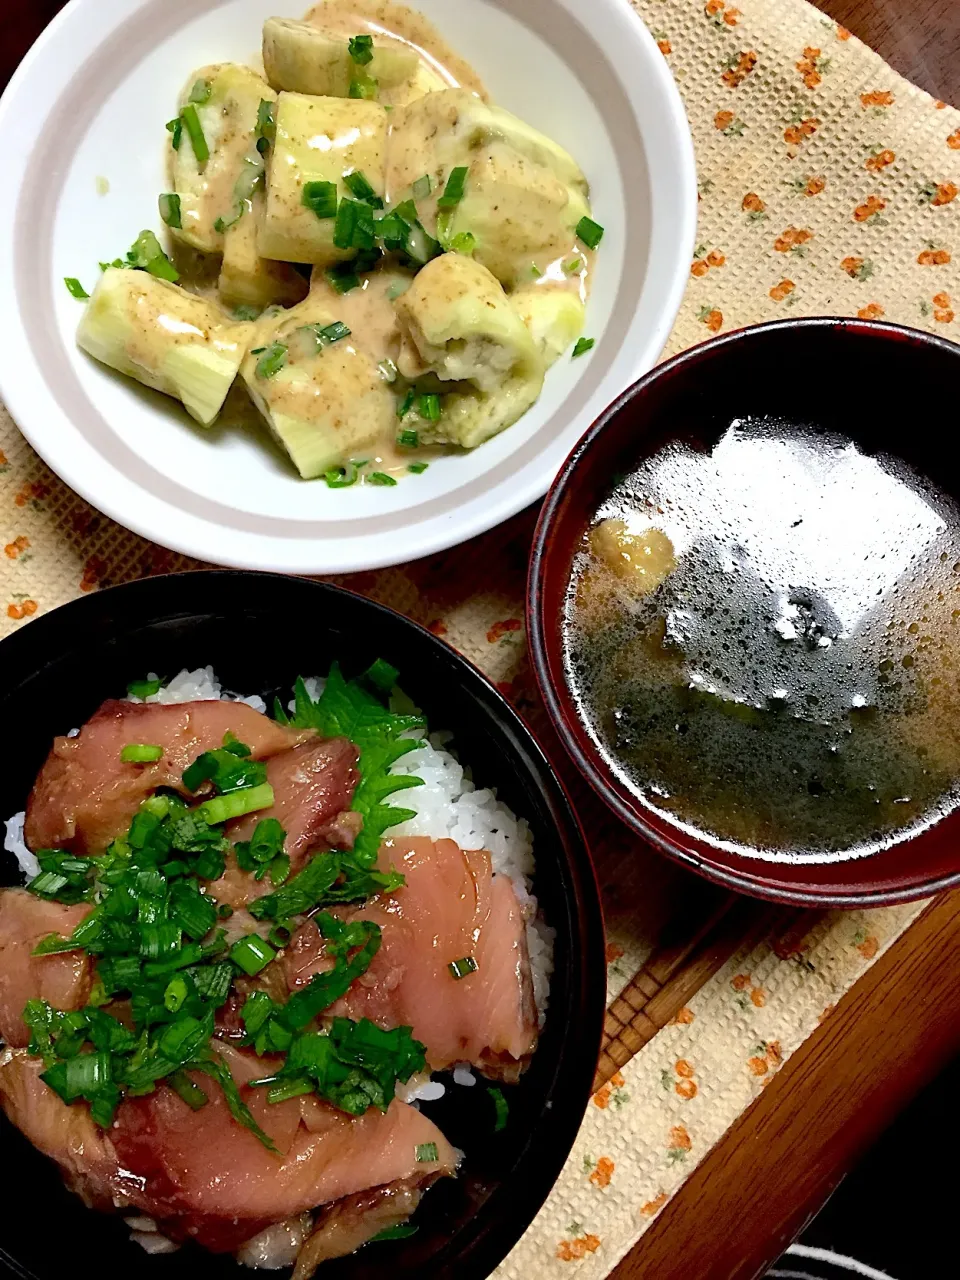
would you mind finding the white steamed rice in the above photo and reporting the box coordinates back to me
[3,668,554,1029]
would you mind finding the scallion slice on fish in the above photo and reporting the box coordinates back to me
[448,955,478,980]
[230,934,278,976]
[490,1085,509,1131]
[120,743,164,763]
[196,782,275,825]
[415,1142,439,1163]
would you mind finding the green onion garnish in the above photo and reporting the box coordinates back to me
[408,463,429,474]
[572,337,595,358]
[325,263,361,294]
[368,472,397,486]
[64,277,89,300]
[412,174,432,201]
[166,117,183,150]
[448,955,478,979]
[418,393,441,421]
[437,166,468,210]
[490,1085,509,1131]
[230,934,277,977]
[120,744,164,764]
[158,193,182,229]
[576,216,604,250]
[415,1141,439,1163]
[317,320,351,344]
[232,304,260,321]
[349,73,378,100]
[256,343,288,379]
[302,180,338,220]
[529,263,543,279]
[364,658,399,692]
[343,170,384,208]
[164,975,189,1012]
[334,198,377,251]
[188,78,212,105]
[398,387,416,419]
[169,1070,209,1110]
[397,429,419,448]
[127,676,163,700]
[562,256,581,274]
[348,34,374,64]
[256,99,276,154]
[196,782,275,825]
[378,358,398,382]
[29,870,69,898]
[324,463,360,488]
[180,103,210,169]
[127,230,179,282]
[449,231,476,255]
[371,1225,419,1243]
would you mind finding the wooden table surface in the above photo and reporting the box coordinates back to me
[3,4,960,1280]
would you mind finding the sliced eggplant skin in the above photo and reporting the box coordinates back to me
[259,93,388,267]
[240,296,395,477]
[395,253,545,449]
[76,268,254,425]
[170,63,276,256]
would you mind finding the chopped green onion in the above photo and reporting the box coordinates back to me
[363,659,399,693]
[437,166,468,210]
[64,277,89,300]
[325,263,361,294]
[188,78,212,104]
[196,782,275,825]
[232,304,261,321]
[166,117,183,150]
[158,193,182,229]
[163,975,189,1012]
[318,320,351,344]
[29,870,69,898]
[448,955,478,979]
[378,358,398,383]
[418,393,441,421]
[368,472,397,486]
[562,256,581,274]
[169,1070,209,1110]
[268,924,292,949]
[397,428,419,448]
[416,1141,439,1163]
[256,343,288,379]
[349,73,378,100]
[343,170,383,208]
[576,216,604,250]
[412,174,432,201]
[529,263,543,279]
[408,463,429,475]
[230,933,277,977]
[397,387,417,419]
[348,34,374,64]
[180,103,210,169]
[449,231,476,255]
[100,259,126,271]
[302,180,338,220]
[572,337,595,358]
[127,230,179,283]
[120,743,163,764]
[490,1085,509,1131]
[126,676,162,700]
[256,99,276,154]
[324,463,360,488]
[334,198,377,251]
[217,904,234,920]
[371,1225,419,1243]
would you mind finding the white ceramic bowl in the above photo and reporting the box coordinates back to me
[0,0,696,574]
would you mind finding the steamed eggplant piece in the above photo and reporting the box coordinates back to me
[385,89,591,286]
[262,18,420,97]
[395,253,544,448]
[241,297,395,477]
[219,191,309,312]
[259,94,388,266]
[77,269,254,425]
[510,286,586,367]
[170,64,275,255]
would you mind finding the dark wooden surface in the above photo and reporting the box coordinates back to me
[2,4,960,1280]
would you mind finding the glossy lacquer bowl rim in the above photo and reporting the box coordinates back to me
[0,571,606,1280]
[527,316,960,908]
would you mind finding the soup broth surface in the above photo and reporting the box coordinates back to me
[563,418,960,861]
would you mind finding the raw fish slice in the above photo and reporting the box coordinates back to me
[0,890,93,1047]
[25,699,313,855]
[284,837,538,1076]
[209,737,361,908]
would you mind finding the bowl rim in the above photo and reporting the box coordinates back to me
[0,569,608,1278]
[0,0,698,575]
[527,316,960,908]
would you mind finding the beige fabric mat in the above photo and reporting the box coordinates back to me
[1,0,958,1272]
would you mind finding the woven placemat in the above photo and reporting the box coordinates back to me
[1,0,958,1273]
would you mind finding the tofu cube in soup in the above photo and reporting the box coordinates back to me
[262,18,420,97]
[395,253,544,448]
[241,299,394,478]
[385,90,591,286]
[219,192,309,312]
[170,64,274,255]
[259,94,388,265]
[77,269,254,426]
